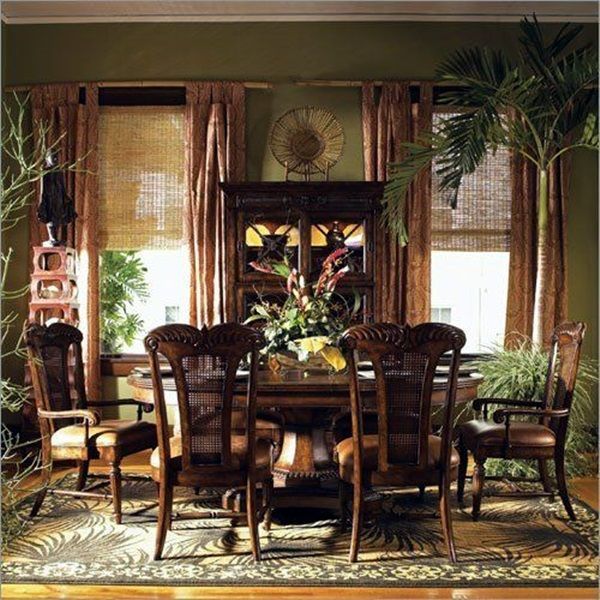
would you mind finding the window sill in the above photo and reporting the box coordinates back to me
[101,354,147,377]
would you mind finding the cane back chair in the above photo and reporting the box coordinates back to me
[457,321,586,521]
[336,322,466,563]
[25,322,156,523]
[145,323,273,561]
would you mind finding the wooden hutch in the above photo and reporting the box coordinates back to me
[221,181,386,324]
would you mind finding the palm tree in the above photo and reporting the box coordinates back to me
[383,16,598,345]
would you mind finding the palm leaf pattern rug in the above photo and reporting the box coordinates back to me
[3,474,597,587]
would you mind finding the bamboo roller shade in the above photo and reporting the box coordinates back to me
[98,106,186,250]
[431,111,512,253]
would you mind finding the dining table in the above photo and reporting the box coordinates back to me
[127,366,482,510]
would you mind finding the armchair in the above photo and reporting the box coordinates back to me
[457,322,586,521]
[25,322,157,524]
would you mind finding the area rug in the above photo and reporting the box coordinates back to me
[2,474,597,587]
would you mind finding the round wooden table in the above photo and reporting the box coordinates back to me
[127,368,482,509]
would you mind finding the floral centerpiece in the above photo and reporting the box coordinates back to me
[246,248,359,372]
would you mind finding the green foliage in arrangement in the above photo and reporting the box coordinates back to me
[471,339,598,479]
[245,248,360,364]
[1,93,81,547]
[100,251,149,353]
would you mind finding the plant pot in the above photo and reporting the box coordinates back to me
[271,351,331,374]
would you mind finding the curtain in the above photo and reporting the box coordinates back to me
[362,81,433,324]
[30,84,101,401]
[505,155,570,346]
[185,82,245,326]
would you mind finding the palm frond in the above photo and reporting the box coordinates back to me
[382,139,439,242]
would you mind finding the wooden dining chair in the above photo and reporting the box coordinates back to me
[145,323,273,561]
[457,321,586,521]
[335,322,466,563]
[25,322,157,524]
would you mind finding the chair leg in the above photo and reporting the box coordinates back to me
[154,481,174,560]
[29,488,49,519]
[418,484,426,501]
[246,477,262,561]
[349,483,363,563]
[109,461,122,525]
[75,460,89,491]
[439,472,457,563]
[338,479,350,532]
[29,458,52,518]
[262,477,273,532]
[471,457,486,521]
[457,438,468,505]
[538,458,553,494]
[555,451,576,520]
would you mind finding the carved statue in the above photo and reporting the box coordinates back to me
[37,151,77,247]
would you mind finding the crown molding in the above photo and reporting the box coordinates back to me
[2,1,598,25]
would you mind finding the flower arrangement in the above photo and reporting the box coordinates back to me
[246,247,359,371]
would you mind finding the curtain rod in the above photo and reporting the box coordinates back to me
[4,80,273,91]
[4,79,446,92]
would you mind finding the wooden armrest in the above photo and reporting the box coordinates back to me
[472,398,544,419]
[88,398,154,420]
[493,407,569,424]
[472,398,543,411]
[88,398,143,407]
[37,408,101,426]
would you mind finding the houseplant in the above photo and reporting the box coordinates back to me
[246,247,359,372]
[99,250,149,353]
[382,16,598,345]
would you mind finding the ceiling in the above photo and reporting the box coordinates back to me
[2,1,598,24]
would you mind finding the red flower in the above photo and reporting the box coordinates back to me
[326,266,350,292]
[322,247,348,268]
[249,261,274,274]
[286,268,298,293]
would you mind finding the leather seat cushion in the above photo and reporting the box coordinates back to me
[150,436,273,471]
[51,419,155,448]
[336,434,459,482]
[460,419,556,449]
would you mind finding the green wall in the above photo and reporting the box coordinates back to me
[3,21,598,415]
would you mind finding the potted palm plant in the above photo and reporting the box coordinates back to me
[382,16,598,345]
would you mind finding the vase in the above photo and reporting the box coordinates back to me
[271,351,331,374]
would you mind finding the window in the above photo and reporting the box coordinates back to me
[98,105,189,354]
[430,110,512,353]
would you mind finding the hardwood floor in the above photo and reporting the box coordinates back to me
[3,451,598,600]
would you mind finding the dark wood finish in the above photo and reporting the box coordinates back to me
[144,323,272,561]
[337,322,466,563]
[221,181,384,323]
[457,322,586,521]
[128,368,481,499]
[24,322,156,524]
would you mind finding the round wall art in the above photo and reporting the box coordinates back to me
[269,106,345,179]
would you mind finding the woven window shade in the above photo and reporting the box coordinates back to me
[98,106,185,250]
[431,111,512,252]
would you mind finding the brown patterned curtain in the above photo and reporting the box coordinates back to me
[185,82,245,326]
[505,155,570,347]
[362,81,433,324]
[30,84,101,400]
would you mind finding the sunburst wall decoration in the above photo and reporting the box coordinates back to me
[269,106,345,180]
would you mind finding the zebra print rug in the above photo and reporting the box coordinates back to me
[3,474,597,587]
